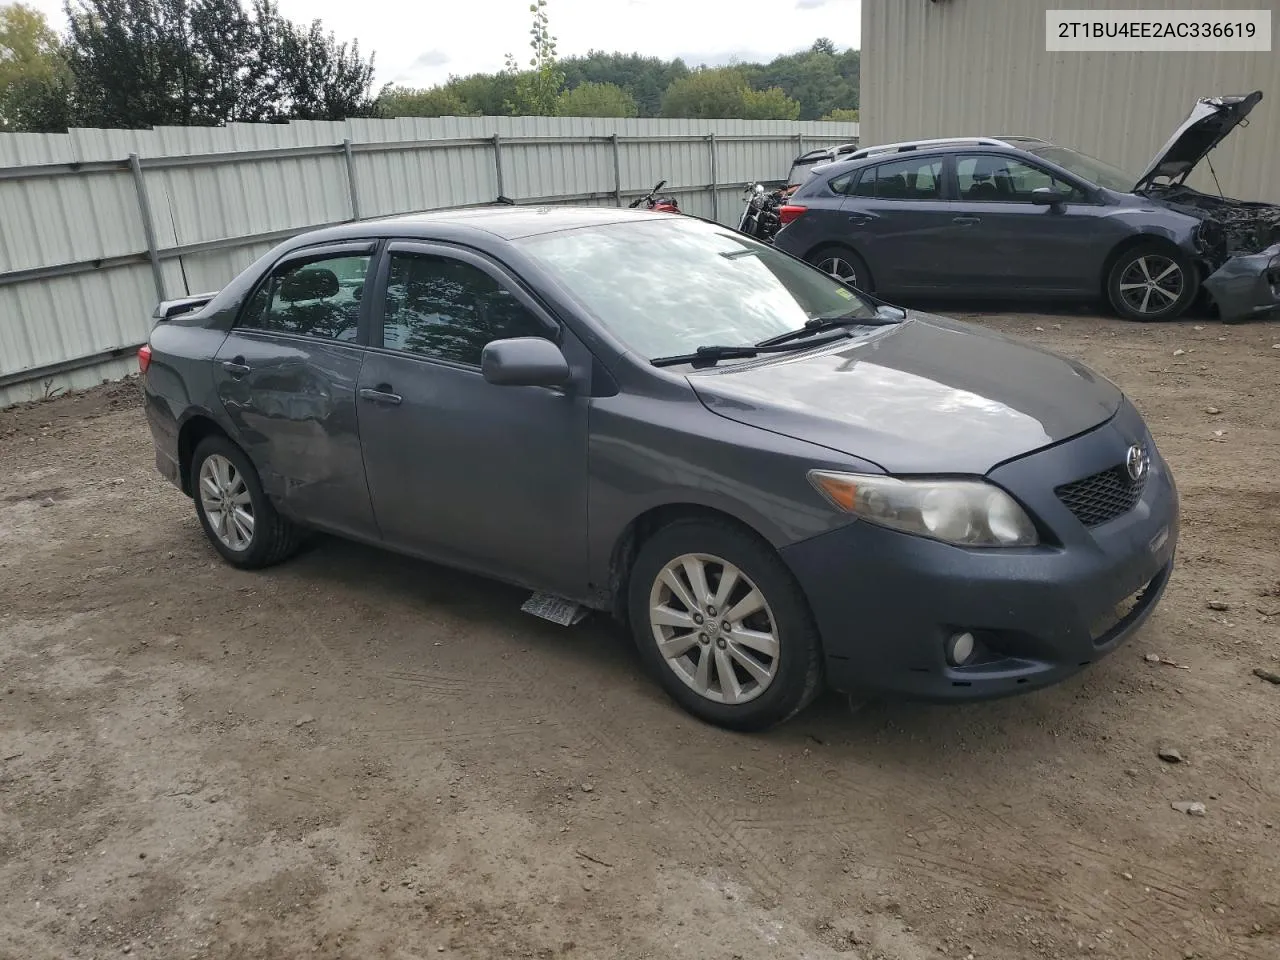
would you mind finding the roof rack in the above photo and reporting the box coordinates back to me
[846,135,1053,160]
[846,137,1019,159]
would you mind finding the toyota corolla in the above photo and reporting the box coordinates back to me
[140,207,1179,730]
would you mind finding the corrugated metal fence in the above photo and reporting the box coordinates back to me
[0,115,859,407]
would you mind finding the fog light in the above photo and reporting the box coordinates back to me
[947,631,976,666]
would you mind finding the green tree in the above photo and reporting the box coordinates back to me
[377,83,470,118]
[0,3,74,131]
[361,38,859,126]
[560,50,688,117]
[556,80,636,117]
[503,0,563,116]
[743,86,801,120]
[61,0,376,128]
[659,68,748,119]
[660,68,800,120]
[445,72,517,116]
[820,107,859,122]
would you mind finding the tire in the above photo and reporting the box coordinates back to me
[626,518,824,731]
[808,245,874,293]
[1106,243,1199,322]
[190,435,301,569]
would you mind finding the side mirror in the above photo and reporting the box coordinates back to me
[875,304,907,321]
[481,337,571,388]
[1030,186,1066,206]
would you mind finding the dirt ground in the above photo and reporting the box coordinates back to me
[2,309,1278,960]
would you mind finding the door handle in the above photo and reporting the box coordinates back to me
[359,387,403,406]
[847,214,873,225]
[952,215,981,225]
[221,358,251,376]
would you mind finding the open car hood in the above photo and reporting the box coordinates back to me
[1133,91,1263,192]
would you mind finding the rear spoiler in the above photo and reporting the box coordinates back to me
[153,291,218,321]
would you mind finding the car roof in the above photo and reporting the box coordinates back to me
[802,137,1054,180]
[845,135,1048,160]
[292,204,674,247]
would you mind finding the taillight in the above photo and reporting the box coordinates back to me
[137,344,152,374]
[777,204,807,225]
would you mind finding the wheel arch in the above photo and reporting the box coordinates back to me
[605,503,782,622]
[1099,232,1196,300]
[177,413,234,497]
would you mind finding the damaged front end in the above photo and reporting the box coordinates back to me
[1150,186,1280,322]
[1133,90,1280,321]
[1203,242,1280,322]
[1148,184,1280,321]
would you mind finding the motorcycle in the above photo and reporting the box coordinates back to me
[629,179,681,213]
[737,181,786,244]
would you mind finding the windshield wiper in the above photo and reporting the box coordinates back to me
[755,305,907,348]
[651,330,852,369]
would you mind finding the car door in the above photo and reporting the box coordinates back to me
[943,152,1108,295]
[212,241,380,541]
[355,241,590,595]
[834,154,956,293]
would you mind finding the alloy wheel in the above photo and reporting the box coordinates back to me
[1117,255,1184,316]
[818,256,859,285]
[198,454,255,551]
[647,553,780,705]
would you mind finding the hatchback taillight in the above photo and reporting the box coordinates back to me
[137,344,152,374]
[777,204,807,225]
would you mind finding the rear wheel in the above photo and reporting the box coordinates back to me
[627,519,823,731]
[191,436,301,569]
[808,245,873,292]
[1106,244,1198,322]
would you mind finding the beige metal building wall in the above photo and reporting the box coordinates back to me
[861,0,1280,202]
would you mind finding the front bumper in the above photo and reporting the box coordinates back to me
[779,403,1179,701]
[1204,243,1280,322]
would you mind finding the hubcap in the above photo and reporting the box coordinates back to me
[818,256,858,286]
[1118,255,1184,315]
[648,553,780,705]
[198,454,254,551]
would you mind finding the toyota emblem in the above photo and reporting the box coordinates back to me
[1125,444,1149,483]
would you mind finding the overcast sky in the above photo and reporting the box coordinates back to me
[30,0,862,89]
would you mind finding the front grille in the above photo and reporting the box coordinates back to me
[1055,465,1146,527]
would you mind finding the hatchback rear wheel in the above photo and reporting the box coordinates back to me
[808,245,873,292]
[627,518,823,730]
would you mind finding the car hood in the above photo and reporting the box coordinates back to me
[1133,90,1263,192]
[689,314,1123,475]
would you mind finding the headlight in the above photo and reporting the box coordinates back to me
[808,470,1039,547]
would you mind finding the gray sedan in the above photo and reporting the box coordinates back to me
[141,208,1178,730]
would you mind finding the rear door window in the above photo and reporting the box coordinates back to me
[241,254,372,342]
[849,156,944,200]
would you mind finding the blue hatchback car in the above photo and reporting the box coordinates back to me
[141,208,1178,730]
[773,92,1280,324]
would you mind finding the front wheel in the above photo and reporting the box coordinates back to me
[1106,244,1198,322]
[627,519,824,731]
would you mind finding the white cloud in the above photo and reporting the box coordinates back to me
[30,0,862,89]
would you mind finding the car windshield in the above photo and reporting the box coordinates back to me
[1026,144,1136,192]
[515,217,876,361]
